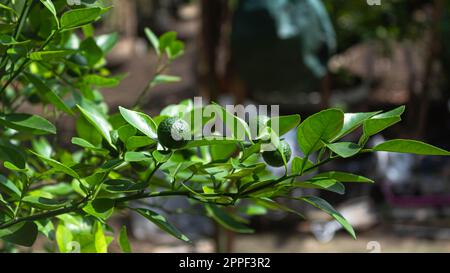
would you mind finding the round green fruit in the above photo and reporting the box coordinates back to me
[262,140,292,167]
[157,117,191,149]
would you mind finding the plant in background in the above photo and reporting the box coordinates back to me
[0,1,449,253]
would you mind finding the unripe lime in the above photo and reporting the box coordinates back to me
[157,117,191,149]
[262,140,292,167]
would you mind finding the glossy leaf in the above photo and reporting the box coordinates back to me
[333,111,380,140]
[326,142,361,158]
[144,27,160,55]
[61,7,104,30]
[40,0,59,28]
[0,175,21,199]
[0,222,38,247]
[133,208,191,243]
[205,204,254,234]
[294,179,345,195]
[118,226,132,253]
[299,196,355,239]
[83,198,114,221]
[22,196,68,210]
[373,139,450,156]
[0,113,56,135]
[314,171,374,183]
[26,73,73,115]
[77,105,115,148]
[95,32,119,54]
[94,222,108,253]
[119,107,157,139]
[267,114,301,137]
[297,109,344,155]
[29,150,80,179]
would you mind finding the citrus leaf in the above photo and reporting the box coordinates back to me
[297,109,344,155]
[205,204,254,234]
[298,196,355,239]
[373,139,450,156]
[118,226,132,253]
[133,208,191,243]
[0,113,56,135]
[119,107,157,139]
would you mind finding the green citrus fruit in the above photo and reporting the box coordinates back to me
[262,140,292,167]
[157,117,191,149]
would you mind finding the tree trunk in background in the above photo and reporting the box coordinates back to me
[104,0,137,37]
[408,0,444,139]
[198,0,227,102]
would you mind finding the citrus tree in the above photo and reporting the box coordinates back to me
[1,0,449,253]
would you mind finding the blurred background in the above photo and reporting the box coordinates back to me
[35,0,450,252]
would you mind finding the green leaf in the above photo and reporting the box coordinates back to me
[125,136,155,150]
[363,106,405,137]
[158,31,177,51]
[60,7,104,30]
[32,137,53,158]
[205,204,254,234]
[95,32,119,54]
[35,219,55,239]
[82,74,123,88]
[0,3,16,15]
[22,196,68,210]
[150,75,181,88]
[326,142,361,158]
[0,144,26,170]
[77,105,115,148]
[0,113,56,135]
[0,195,14,217]
[333,111,380,140]
[144,28,160,55]
[80,37,103,67]
[94,222,108,253]
[124,151,150,163]
[29,50,75,61]
[29,150,80,179]
[373,105,405,119]
[26,73,73,115]
[0,35,29,46]
[166,40,185,59]
[299,196,355,239]
[208,103,253,141]
[297,109,344,155]
[56,223,73,253]
[0,175,21,198]
[254,198,304,218]
[152,150,173,163]
[119,107,157,140]
[294,179,345,195]
[267,114,301,137]
[373,139,450,156]
[104,179,147,193]
[71,137,108,153]
[314,171,374,183]
[363,117,401,137]
[83,198,114,221]
[118,226,132,253]
[0,222,38,247]
[133,208,191,243]
[40,0,59,28]
[118,125,137,143]
[291,156,314,175]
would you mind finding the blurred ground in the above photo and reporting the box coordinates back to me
[121,226,450,253]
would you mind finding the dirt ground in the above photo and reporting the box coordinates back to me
[123,228,450,253]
